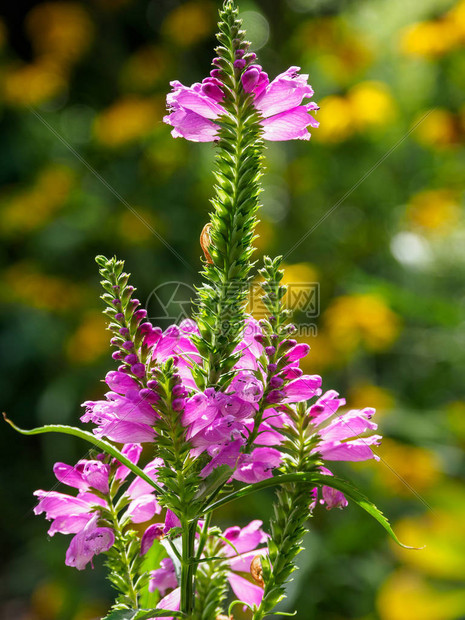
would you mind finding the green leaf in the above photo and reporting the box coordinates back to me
[203,471,420,549]
[103,610,184,619]
[3,415,164,496]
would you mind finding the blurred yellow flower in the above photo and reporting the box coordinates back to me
[0,166,74,236]
[414,109,460,149]
[314,95,355,143]
[378,570,465,620]
[162,1,214,47]
[3,263,84,312]
[299,332,337,373]
[393,511,465,580]
[400,19,462,58]
[31,580,65,619]
[93,97,162,147]
[117,208,162,244]
[375,439,441,496]
[325,294,401,353]
[348,383,394,416]
[348,81,396,129]
[281,262,319,314]
[2,62,66,106]
[120,46,171,92]
[67,312,109,364]
[254,219,274,252]
[25,2,93,67]
[406,189,461,235]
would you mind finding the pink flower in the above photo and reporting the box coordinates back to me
[164,66,318,143]
[65,513,114,570]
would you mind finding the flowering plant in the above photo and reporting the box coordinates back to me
[5,2,413,618]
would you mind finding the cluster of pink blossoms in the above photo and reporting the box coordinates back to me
[34,312,380,595]
[81,314,380,498]
[164,60,319,142]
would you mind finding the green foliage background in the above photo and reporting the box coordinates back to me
[1,0,464,619]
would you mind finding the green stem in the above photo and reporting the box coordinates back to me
[180,519,197,616]
[108,499,139,608]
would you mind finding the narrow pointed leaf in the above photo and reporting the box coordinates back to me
[202,470,420,549]
[3,415,164,496]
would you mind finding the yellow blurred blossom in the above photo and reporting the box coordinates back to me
[253,219,274,253]
[162,1,214,47]
[407,189,461,235]
[314,95,355,143]
[117,208,162,244]
[299,332,337,373]
[280,262,319,316]
[378,570,465,620]
[400,19,462,58]
[325,294,401,353]
[0,166,74,236]
[120,46,171,92]
[25,2,93,67]
[348,81,396,129]
[414,109,460,149]
[298,18,373,85]
[3,263,84,312]
[67,312,109,364]
[2,61,66,106]
[348,383,394,416]
[393,511,465,580]
[401,0,465,60]
[93,97,162,147]
[31,580,65,619]
[375,439,441,496]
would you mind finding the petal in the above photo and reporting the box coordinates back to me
[175,89,225,119]
[255,66,314,118]
[126,494,161,523]
[261,106,319,141]
[318,436,382,461]
[114,443,143,482]
[53,463,87,491]
[282,375,322,402]
[228,572,264,608]
[155,586,181,619]
[320,409,377,442]
[94,420,155,443]
[164,109,219,142]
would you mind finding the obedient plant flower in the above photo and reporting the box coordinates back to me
[164,66,319,142]
[12,4,404,620]
[34,448,161,570]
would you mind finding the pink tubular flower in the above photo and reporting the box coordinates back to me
[34,451,161,570]
[164,66,318,142]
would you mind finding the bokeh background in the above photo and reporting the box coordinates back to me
[1,0,465,618]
